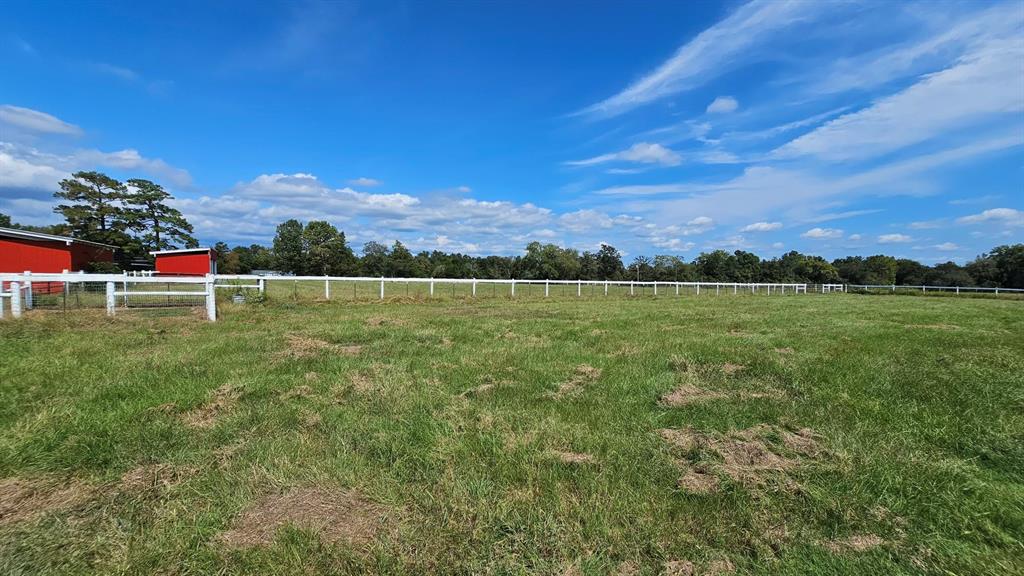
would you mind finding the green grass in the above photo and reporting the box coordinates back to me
[0,294,1021,575]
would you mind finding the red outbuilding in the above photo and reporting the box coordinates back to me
[151,247,217,276]
[0,226,117,293]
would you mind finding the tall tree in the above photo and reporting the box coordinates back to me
[0,212,10,227]
[596,243,625,280]
[273,219,305,274]
[125,179,197,251]
[53,171,129,245]
[361,241,390,276]
[388,241,414,277]
[303,220,355,275]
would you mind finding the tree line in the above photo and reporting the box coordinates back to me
[2,170,1020,288]
[210,218,1024,288]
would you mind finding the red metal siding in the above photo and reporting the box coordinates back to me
[0,237,73,273]
[154,252,213,276]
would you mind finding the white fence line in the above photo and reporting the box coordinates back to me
[847,284,1024,295]
[0,272,813,321]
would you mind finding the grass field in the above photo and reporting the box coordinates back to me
[0,294,1021,575]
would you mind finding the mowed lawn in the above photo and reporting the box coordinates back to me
[0,294,1021,575]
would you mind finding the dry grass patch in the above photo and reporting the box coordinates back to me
[219,486,392,549]
[364,316,405,327]
[661,383,725,407]
[0,477,94,526]
[660,425,823,490]
[119,463,196,492]
[663,559,735,576]
[280,384,315,400]
[552,364,602,397]
[181,383,241,429]
[721,363,746,375]
[775,347,795,355]
[551,449,597,465]
[823,534,885,553]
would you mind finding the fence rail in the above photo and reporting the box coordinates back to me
[1,272,812,321]
[3,273,1018,322]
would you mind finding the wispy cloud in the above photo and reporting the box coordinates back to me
[576,0,823,118]
[773,38,1024,162]
[956,207,1024,227]
[566,142,681,167]
[878,233,912,244]
[740,221,782,232]
[801,227,843,239]
[347,177,381,187]
[0,105,82,136]
[706,96,739,114]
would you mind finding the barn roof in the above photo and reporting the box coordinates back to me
[149,247,214,256]
[0,226,116,250]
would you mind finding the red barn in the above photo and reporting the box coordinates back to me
[151,247,217,276]
[0,226,116,293]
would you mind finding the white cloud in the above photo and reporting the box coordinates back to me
[76,148,193,188]
[740,221,782,232]
[347,177,381,187]
[706,96,739,114]
[848,234,863,241]
[801,227,843,239]
[774,38,1024,161]
[934,242,959,250]
[878,233,912,243]
[577,0,823,117]
[956,207,1024,227]
[0,141,193,191]
[908,218,946,229]
[566,142,681,167]
[0,105,82,136]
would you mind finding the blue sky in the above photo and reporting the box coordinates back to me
[1,0,1022,262]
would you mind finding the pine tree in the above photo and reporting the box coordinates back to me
[53,171,130,245]
[125,179,197,251]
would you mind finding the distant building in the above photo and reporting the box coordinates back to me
[151,247,218,276]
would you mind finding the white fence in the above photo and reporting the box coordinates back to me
[847,284,1024,295]
[0,272,810,321]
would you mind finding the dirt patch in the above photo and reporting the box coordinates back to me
[300,409,323,430]
[677,467,720,494]
[219,486,391,549]
[823,534,885,553]
[775,347,795,355]
[660,425,823,488]
[365,316,404,327]
[551,450,597,465]
[150,402,178,415]
[181,384,240,429]
[721,363,746,375]
[552,364,602,397]
[661,383,725,407]
[0,477,94,526]
[304,371,320,382]
[663,560,695,576]
[280,385,315,400]
[279,334,363,360]
[119,463,196,492]
[728,329,754,337]
[589,328,607,336]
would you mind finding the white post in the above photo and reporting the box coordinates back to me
[325,277,330,299]
[472,278,477,297]
[11,281,22,318]
[956,286,960,295]
[630,282,634,296]
[696,284,700,296]
[781,285,785,295]
[430,278,434,297]
[653,282,657,296]
[511,279,516,297]
[604,281,608,296]
[23,271,33,309]
[380,276,385,300]
[716,283,720,296]
[205,278,217,321]
[577,280,581,297]
[122,271,128,307]
[675,283,679,296]
[545,280,549,297]
[733,284,737,295]
[259,277,265,294]
[105,281,115,316]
